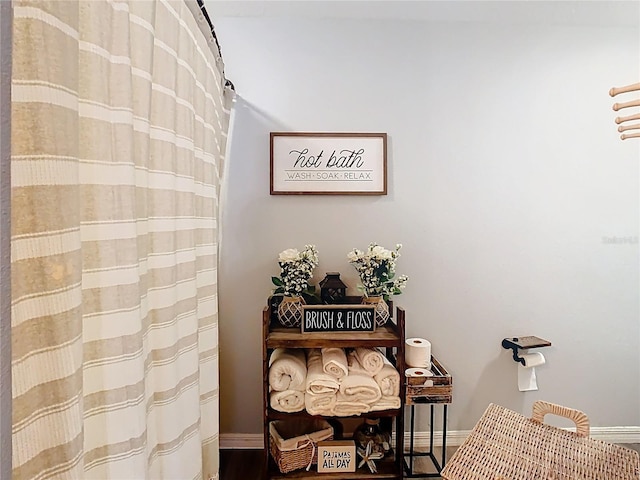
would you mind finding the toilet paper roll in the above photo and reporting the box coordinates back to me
[405,368,434,378]
[406,368,434,387]
[518,352,545,392]
[521,352,545,368]
[405,337,431,368]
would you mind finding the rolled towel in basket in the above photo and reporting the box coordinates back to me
[269,348,307,392]
[332,392,371,417]
[305,392,337,416]
[353,347,385,376]
[369,396,401,412]
[374,357,400,397]
[339,372,382,405]
[306,349,340,394]
[270,390,305,413]
[321,347,348,381]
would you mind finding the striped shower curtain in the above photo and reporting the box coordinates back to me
[11,1,232,479]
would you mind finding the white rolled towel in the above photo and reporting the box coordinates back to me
[332,392,371,417]
[369,396,401,412]
[347,350,369,376]
[339,372,382,405]
[270,390,305,413]
[374,357,400,397]
[353,347,385,376]
[306,349,340,394]
[268,348,307,392]
[305,392,337,416]
[321,347,348,381]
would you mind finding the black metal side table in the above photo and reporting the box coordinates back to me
[403,356,453,478]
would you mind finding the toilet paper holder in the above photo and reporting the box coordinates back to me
[502,336,551,365]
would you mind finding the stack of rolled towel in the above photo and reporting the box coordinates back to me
[305,348,340,415]
[268,348,307,413]
[268,346,401,416]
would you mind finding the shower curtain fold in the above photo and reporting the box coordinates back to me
[11,1,233,479]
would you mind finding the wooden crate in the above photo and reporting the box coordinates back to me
[405,356,452,405]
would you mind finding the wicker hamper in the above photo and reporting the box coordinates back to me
[269,418,334,474]
[441,401,640,480]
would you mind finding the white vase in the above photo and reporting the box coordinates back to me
[361,295,390,327]
[277,296,306,328]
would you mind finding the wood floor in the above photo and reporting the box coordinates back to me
[220,445,640,480]
[220,449,265,479]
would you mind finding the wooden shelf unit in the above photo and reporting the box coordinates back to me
[262,301,406,480]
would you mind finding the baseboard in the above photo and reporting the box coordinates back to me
[220,426,640,450]
[582,426,640,444]
[397,426,640,448]
[220,434,263,449]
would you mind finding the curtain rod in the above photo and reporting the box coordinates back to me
[196,0,235,91]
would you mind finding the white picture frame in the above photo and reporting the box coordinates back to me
[270,132,387,195]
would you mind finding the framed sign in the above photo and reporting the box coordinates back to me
[317,441,356,473]
[270,132,387,195]
[301,305,376,333]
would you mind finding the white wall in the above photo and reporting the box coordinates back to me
[210,1,640,435]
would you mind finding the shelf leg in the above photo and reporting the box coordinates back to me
[409,404,415,474]
[441,404,448,470]
[429,404,434,456]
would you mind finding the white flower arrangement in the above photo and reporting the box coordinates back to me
[272,244,319,297]
[347,243,408,299]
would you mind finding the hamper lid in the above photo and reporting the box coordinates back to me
[441,402,640,480]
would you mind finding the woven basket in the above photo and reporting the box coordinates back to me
[269,419,334,474]
[441,401,640,480]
